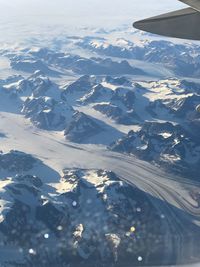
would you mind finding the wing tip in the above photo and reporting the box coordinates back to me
[133,20,143,31]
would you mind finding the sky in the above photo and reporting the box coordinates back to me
[0,0,187,42]
[0,0,186,21]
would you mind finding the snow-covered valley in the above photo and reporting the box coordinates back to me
[0,29,200,266]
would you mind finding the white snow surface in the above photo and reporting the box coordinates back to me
[0,33,199,266]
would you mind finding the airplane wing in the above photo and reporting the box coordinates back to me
[179,0,200,12]
[133,0,200,40]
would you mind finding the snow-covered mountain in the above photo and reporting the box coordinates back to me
[111,121,200,179]
[76,38,200,77]
[1,62,199,176]
[64,112,104,143]
[0,31,200,267]
[0,150,199,266]
[0,70,60,99]
[2,47,145,77]
[22,96,75,130]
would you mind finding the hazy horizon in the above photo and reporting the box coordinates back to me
[0,0,185,23]
[0,0,187,43]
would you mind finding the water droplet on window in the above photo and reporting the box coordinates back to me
[29,248,36,255]
[136,207,142,212]
[57,225,63,231]
[161,214,165,219]
[44,233,49,239]
[130,226,136,233]
[72,201,77,207]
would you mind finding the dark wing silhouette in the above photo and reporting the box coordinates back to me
[133,0,200,40]
[179,0,200,11]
